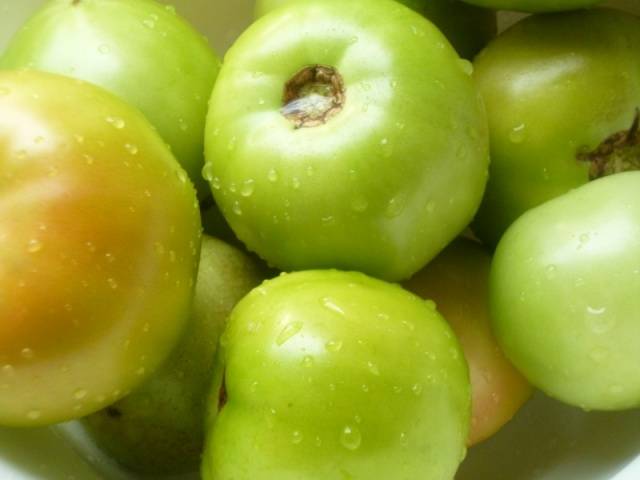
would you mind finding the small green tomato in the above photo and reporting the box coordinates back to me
[203,270,471,480]
[491,172,640,411]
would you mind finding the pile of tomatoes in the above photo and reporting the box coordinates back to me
[1,0,639,479]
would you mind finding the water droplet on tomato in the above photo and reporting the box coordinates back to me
[276,321,303,346]
[340,425,362,451]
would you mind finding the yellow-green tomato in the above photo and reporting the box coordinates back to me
[460,0,602,12]
[254,0,497,59]
[80,236,266,475]
[0,0,220,198]
[491,172,640,411]
[0,70,201,427]
[205,0,489,281]
[472,8,640,246]
[203,270,471,480]
[404,239,531,446]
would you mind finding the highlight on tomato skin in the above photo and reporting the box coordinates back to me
[0,0,221,199]
[404,238,532,446]
[0,69,202,428]
[471,8,640,247]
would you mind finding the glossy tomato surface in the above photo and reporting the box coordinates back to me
[0,70,201,427]
[472,8,640,246]
[205,0,489,281]
[491,172,640,411]
[203,270,470,480]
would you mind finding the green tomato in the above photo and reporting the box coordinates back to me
[254,0,496,59]
[0,0,220,199]
[404,238,531,446]
[0,70,201,427]
[202,270,470,480]
[472,8,640,246]
[491,171,640,411]
[80,236,265,474]
[205,0,489,281]
[460,0,602,12]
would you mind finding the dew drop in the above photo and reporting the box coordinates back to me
[291,177,301,190]
[211,176,221,190]
[424,299,437,311]
[412,383,423,396]
[545,264,557,278]
[587,305,606,315]
[105,116,125,129]
[321,297,345,316]
[458,59,474,76]
[340,425,362,451]
[276,321,304,346]
[302,356,314,367]
[107,278,118,289]
[125,143,138,155]
[367,361,380,376]
[385,194,406,218]
[292,430,303,444]
[579,233,590,246]
[27,410,42,421]
[267,168,278,183]
[1,365,14,376]
[98,44,110,54]
[351,196,368,213]
[201,163,214,182]
[74,389,88,400]
[27,239,43,253]
[176,169,188,183]
[509,124,526,143]
[142,18,155,28]
[241,179,255,197]
[325,339,343,352]
[321,216,335,226]
[21,348,34,360]
[425,200,436,213]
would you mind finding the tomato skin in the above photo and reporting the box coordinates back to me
[206,0,489,282]
[203,270,470,480]
[254,0,497,59]
[0,0,220,199]
[460,0,602,12]
[404,239,531,446]
[0,70,201,427]
[79,236,265,475]
[471,8,640,246]
[491,171,640,411]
